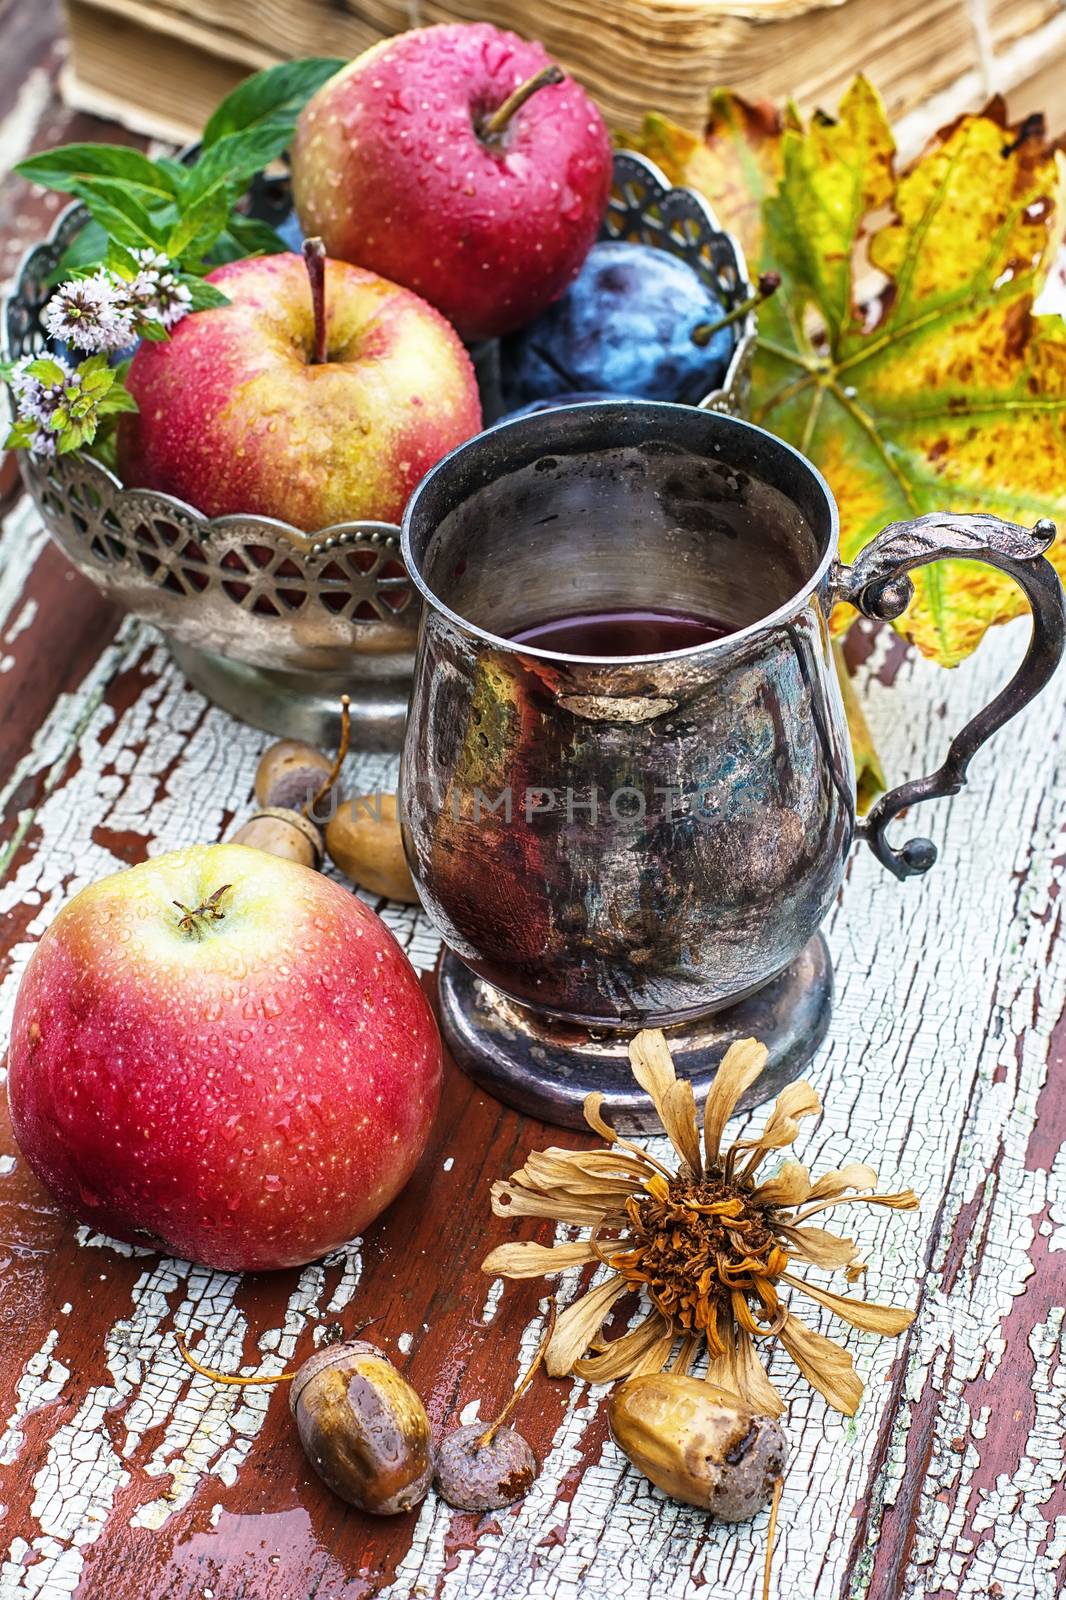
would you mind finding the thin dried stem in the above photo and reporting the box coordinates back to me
[762,1475,783,1600]
[477,1301,558,1449]
[176,1333,295,1386]
[306,695,350,818]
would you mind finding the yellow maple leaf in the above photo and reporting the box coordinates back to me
[622,79,1066,666]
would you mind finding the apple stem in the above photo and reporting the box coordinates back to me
[480,65,564,140]
[173,884,231,939]
[691,271,781,347]
[303,236,328,364]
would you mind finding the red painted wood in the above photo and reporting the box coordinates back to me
[0,976,596,1600]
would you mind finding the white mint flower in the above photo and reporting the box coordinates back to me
[7,355,78,455]
[124,250,192,332]
[42,271,135,353]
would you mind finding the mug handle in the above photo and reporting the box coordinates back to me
[832,513,1066,880]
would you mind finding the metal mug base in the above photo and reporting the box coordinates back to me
[436,933,833,1133]
[169,641,409,750]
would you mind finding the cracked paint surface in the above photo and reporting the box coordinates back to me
[0,483,1063,1599]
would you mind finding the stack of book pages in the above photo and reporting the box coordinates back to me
[61,0,1066,145]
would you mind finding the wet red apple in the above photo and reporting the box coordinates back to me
[291,24,613,341]
[117,248,481,531]
[6,844,442,1271]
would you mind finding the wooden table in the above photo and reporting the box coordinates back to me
[2,10,1065,1598]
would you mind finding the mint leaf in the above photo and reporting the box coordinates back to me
[167,182,232,258]
[97,387,139,416]
[71,179,167,250]
[201,57,344,145]
[26,357,69,385]
[183,121,294,201]
[221,213,290,257]
[55,220,109,280]
[17,143,178,204]
[180,276,231,310]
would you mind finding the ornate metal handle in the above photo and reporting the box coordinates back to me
[833,513,1066,880]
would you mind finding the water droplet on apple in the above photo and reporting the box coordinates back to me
[263,1174,282,1192]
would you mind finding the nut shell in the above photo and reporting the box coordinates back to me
[290,1341,432,1515]
[325,794,419,904]
[230,808,323,867]
[608,1373,788,1522]
[255,740,334,812]
[434,1424,537,1511]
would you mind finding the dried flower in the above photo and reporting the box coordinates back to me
[42,271,135,353]
[482,1031,919,1416]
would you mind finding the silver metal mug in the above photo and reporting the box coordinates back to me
[399,402,1065,1129]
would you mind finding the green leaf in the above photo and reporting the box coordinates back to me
[77,355,115,393]
[55,220,109,280]
[179,276,231,311]
[138,319,170,342]
[16,143,179,203]
[58,425,90,455]
[183,122,294,201]
[166,181,231,258]
[5,417,36,449]
[224,213,290,257]
[97,386,138,416]
[71,179,166,251]
[106,239,140,277]
[633,82,1066,666]
[201,57,344,145]
[25,357,69,386]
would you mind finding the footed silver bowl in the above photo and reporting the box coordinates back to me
[3,150,753,747]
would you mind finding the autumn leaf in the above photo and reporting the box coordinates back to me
[622,79,1066,666]
[832,639,885,813]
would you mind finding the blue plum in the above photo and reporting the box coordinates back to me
[499,241,735,408]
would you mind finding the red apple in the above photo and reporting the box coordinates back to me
[117,249,482,531]
[291,24,614,342]
[6,843,442,1271]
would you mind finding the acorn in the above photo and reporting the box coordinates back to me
[433,1300,555,1512]
[230,806,323,867]
[435,1423,536,1511]
[289,1340,433,1515]
[255,739,335,813]
[325,794,420,904]
[607,1373,788,1522]
[230,700,349,870]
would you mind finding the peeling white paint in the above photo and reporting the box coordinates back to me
[0,500,1063,1599]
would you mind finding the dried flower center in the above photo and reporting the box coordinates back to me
[608,1172,790,1355]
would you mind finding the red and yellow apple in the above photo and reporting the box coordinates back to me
[6,843,442,1271]
[117,250,482,531]
[291,24,613,341]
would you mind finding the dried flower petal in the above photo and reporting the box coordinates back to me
[779,1313,864,1415]
[702,1038,767,1166]
[807,1162,879,1201]
[752,1160,813,1208]
[781,1274,915,1333]
[546,1275,630,1376]
[775,1224,859,1270]
[482,1240,599,1278]
[705,1320,786,1417]
[490,1182,618,1226]
[573,1311,674,1381]
[663,1078,702,1176]
[733,1080,823,1176]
